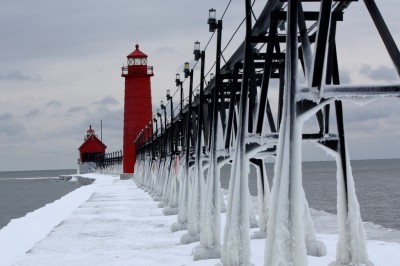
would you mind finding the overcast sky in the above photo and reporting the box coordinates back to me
[0,0,399,171]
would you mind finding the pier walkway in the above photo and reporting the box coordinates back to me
[1,174,399,266]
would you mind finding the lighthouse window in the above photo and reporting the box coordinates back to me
[127,57,146,65]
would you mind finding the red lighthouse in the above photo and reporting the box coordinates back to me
[121,44,154,173]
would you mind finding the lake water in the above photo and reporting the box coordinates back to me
[0,169,79,229]
[1,159,399,233]
[220,158,400,230]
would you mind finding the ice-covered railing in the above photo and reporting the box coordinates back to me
[131,0,400,265]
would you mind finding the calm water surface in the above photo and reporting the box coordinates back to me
[221,159,400,230]
[0,169,79,229]
[1,160,399,232]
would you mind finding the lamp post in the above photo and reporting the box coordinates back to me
[140,129,144,160]
[146,122,151,158]
[207,7,224,149]
[184,60,194,169]
[175,72,184,119]
[194,8,224,260]
[157,108,164,158]
[160,100,168,154]
[144,125,148,158]
[194,41,206,162]
[166,90,174,153]
[153,116,159,159]
[160,100,167,132]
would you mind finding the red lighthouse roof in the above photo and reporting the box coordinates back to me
[127,44,148,58]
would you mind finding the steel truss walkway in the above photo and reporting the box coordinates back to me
[133,1,399,265]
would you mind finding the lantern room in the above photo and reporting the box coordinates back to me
[122,44,153,76]
[78,125,107,163]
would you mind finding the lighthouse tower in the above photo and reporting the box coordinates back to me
[121,44,154,173]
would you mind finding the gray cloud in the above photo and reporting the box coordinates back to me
[0,71,41,81]
[0,112,13,121]
[93,95,119,106]
[67,106,87,114]
[359,64,398,81]
[0,113,25,137]
[46,100,63,108]
[153,46,180,56]
[25,109,41,119]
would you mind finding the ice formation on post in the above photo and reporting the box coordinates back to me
[220,33,253,265]
[181,167,201,244]
[193,112,224,260]
[181,136,204,245]
[221,149,251,265]
[192,153,222,260]
[171,156,188,232]
[163,156,180,216]
[158,157,172,208]
[265,1,307,264]
[320,143,373,266]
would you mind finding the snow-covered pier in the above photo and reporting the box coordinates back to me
[1,173,400,266]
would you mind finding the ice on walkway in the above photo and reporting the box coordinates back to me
[0,173,399,266]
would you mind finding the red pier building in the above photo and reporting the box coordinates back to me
[121,44,154,173]
[78,125,107,163]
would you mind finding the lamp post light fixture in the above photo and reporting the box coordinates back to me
[166,89,171,100]
[208,8,217,32]
[184,62,190,78]
[194,41,201,61]
[175,73,182,87]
